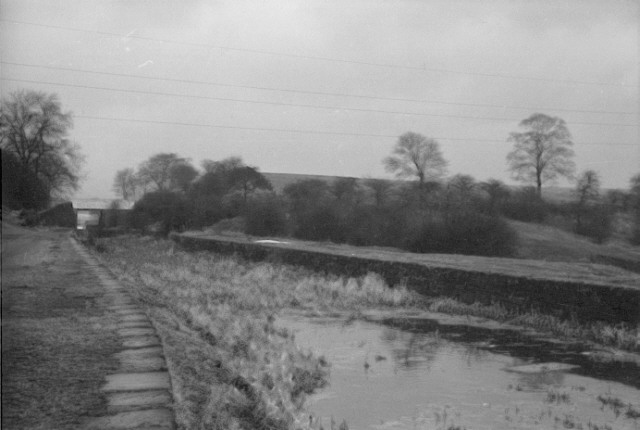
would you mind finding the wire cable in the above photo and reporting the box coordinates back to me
[69,113,638,146]
[3,76,637,128]
[2,19,636,88]
[2,61,636,116]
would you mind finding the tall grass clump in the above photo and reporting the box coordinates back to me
[426,297,639,352]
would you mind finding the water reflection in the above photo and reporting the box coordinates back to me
[377,316,640,389]
[279,314,640,430]
[515,369,566,391]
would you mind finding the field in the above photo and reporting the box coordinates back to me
[511,219,640,264]
[91,234,639,429]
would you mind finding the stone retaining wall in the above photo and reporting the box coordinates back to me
[171,233,640,325]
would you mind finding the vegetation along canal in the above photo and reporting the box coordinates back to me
[90,236,639,429]
[280,313,640,430]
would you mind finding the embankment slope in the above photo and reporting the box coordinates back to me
[171,232,640,325]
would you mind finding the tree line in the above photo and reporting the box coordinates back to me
[119,137,639,255]
[2,89,639,250]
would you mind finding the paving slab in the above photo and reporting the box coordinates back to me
[106,297,135,306]
[104,287,126,297]
[122,336,161,349]
[82,408,174,429]
[114,346,164,360]
[102,372,171,392]
[69,238,176,427]
[115,308,146,316]
[117,354,166,373]
[118,328,156,337]
[104,293,129,299]
[109,304,140,310]
[118,321,154,329]
[120,314,149,322]
[107,390,173,413]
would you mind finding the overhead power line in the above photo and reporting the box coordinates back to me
[3,61,636,116]
[70,113,637,146]
[2,19,636,89]
[3,76,637,128]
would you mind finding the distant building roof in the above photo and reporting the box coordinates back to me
[72,199,134,210]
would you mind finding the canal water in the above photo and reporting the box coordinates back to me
[278,313,640,430]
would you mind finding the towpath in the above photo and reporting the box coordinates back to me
[1,223,175,430]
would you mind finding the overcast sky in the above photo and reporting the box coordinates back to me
[1,0,638,198]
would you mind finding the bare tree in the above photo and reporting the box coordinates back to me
[480,179,510,213]
[506,113,575,198]
[447,174,476,195]
[574,170,600,229]
[112,168,139,201]
[170,163,198,193]
[383,132,447,185]
[630,173,640,244]
[575,170,600,206]
[365,178,393,207]
[138,153,196,192]
[0,89,83,200]
[196,156,270,201]
[201,156,243,174]
[227,165,272,202]
[445,174,478,210]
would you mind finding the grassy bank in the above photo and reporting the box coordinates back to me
[92,236,638,428]
[93,235,421,429]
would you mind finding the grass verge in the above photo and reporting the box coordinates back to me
[2,230,121,430]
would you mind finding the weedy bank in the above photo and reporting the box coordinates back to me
[93,235,420,430]
[92,236,638,429]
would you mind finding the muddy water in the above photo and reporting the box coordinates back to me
[278,314,640,430]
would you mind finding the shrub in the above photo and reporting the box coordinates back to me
[207,216,246,234]
[292,205,347,242]
[188,195,225,228]
[1,149,50,210]
[502,187,548,222]
[343,206,406,247]
[406,210,517,256]
[19,209,40,226]
[37,202,76,227]
[403,215,449,254]
[132,191,191,236]
[220,189,245,218]
[574,204,614,244]
[244,194,288,237]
